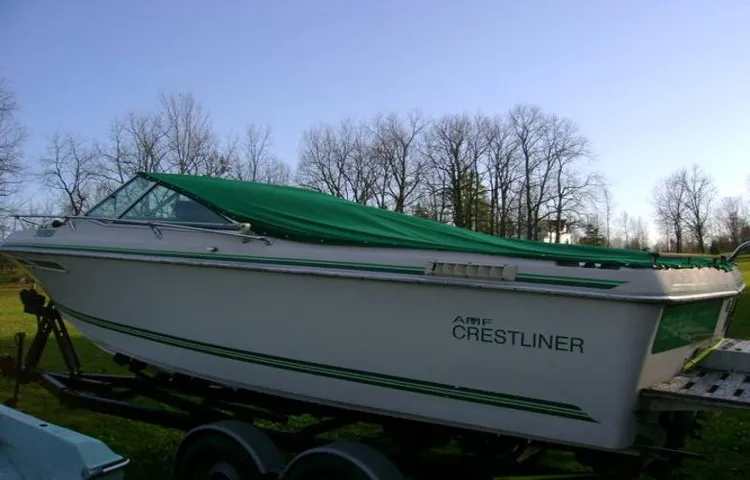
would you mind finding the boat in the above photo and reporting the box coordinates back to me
[0,403,128,479]
[0,172,746,455]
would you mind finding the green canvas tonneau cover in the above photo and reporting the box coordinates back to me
[140,172,732,270]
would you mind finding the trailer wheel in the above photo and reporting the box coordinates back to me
[173,420,283,480]
[280,442,404,480]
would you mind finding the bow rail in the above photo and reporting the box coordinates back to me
[9,214,274,245]
[728,240,750,263]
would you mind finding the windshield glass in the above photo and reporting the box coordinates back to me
[85,177,156,218]
[85,177,231,225]
[121,184,231,224]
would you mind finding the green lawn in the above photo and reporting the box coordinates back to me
[0,283,182,478]
[1,262,750,479]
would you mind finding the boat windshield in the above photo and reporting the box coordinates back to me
[85,177,231,226]
[86,177,155,219]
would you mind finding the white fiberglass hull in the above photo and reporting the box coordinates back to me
[1,221,744,452]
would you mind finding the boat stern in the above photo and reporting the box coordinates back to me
[636,263,745,388]
[631,259,750,412]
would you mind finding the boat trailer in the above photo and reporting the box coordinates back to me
[3,289,750,480]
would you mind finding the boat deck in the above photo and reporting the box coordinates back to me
[642,339,750,411]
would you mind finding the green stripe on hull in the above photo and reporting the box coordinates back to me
[515,273,625,290]
[57,305,597,423]
[4,243,625,290]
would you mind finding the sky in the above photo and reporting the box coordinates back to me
[1,0,749,242]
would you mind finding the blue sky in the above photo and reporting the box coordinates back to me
[2,0,749,239]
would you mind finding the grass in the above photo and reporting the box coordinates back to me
[0,284,182,477]
[1,262,750,479]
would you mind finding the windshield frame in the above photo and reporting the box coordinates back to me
[83,175,236,228]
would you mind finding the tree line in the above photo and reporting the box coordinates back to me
[0,78,746,253]
[652,166,749,254]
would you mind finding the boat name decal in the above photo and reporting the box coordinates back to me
[451,316,584,353]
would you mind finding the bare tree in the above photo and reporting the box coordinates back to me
[482,114,521,236]
[237,124,271,180]
[343,122,380,205]
[370,110,428,212]
[296,119,381,204]
[201,134,239,178]
[652,171,687,252]
[159,92,217,175]
[231,124,291,185]
[123,111,169,174]
[715,196,748,248]
[652,166,715,253]
[508,105,563,240]
[97,93,284,185]
[422,113,490,228]
[0,79,27,203]
[263,159,292,185]
[544,113,594,241]
[601,187,614,246]
[0,195,63,241]
[615,212,648,250]
[506,105,595,241]
[680,164,716,252]
[95,118,130,189]
[296,123,344,196]
[655,215,675,252]
[629,216,649,249]
[64,94,615,245]
[39,131,100,215]
[617,211,631,248]
[96,111,169,194]
[548,170,586,243]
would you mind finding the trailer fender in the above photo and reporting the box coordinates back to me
[172,419,284,478]
[279,441,404,480]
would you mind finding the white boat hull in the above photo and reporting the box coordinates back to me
[1,220,744,452]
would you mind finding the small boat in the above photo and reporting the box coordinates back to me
[0,172,745,453]
[0,403,128,479]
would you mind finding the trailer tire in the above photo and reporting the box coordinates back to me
[280,442,404,480]
[172,420,283,480]
[173,433,262,480]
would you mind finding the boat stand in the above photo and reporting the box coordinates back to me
[1,288,725,480]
